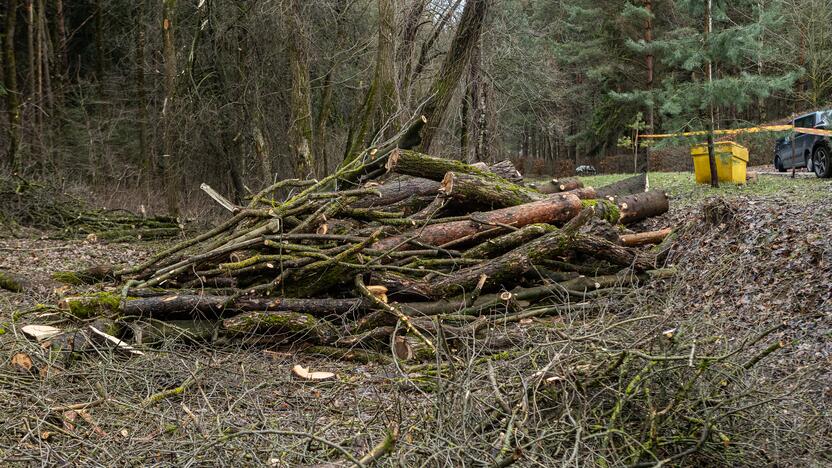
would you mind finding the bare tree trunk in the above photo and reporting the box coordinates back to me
[3,0,21,169]
[470,33,486,162]
[135,0,149,178]
[287,0,315,178]
[418,0,489,153]
[26,0,35,99]
[161,0,179,215]
[396,0,427,108]
[704,0,718,187]
[644,0,653,173]
[342,0,398,165]
[54,0,67,80]
[37,0,50,111]
[94,0,104,84]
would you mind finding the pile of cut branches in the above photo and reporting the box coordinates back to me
[44,116,673,362]
[0,175,181,241]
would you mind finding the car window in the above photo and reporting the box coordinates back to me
[795,114,816,128]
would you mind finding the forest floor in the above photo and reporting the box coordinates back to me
[0,172,830,466]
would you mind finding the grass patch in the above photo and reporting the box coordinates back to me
[547,171,832,206]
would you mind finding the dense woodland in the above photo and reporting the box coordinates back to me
[0,0,827,213]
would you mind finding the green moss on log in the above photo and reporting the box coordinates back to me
[60,292,125,318]
[582,199,620,224]
[0,271,23,292]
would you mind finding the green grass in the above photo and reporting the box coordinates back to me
[564,172,832,206]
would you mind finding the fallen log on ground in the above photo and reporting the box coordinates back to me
[532,177,583,194]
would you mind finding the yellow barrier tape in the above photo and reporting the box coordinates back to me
[641,124,832,139]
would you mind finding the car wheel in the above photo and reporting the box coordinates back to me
[813,145,832,178]
[774,156,786,172]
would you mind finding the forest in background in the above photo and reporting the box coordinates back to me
[0,0,829,214]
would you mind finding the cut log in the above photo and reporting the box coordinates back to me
[393,335,436,361]
[386,149,519,183]
[462,223,556,259]
[532,178,583,194]
[595,173,649,199]
[620,228,672,247]
[222,311,338,345]
[59,293,367,319]
[439,171,541,208]
[352,160,522,211]
[351,175,439,209]
[472,159,523,182]
[615,190,669,224]
[421,213,655,298]
[372,193,583,251]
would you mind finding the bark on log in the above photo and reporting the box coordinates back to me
[620,228,672,247]
[595,173,649,199]
[61,293,367,319]
[422,217,655,297]
[393,335,436,361]
[462,223,556,259]
[472,159,523,182]
[616,190,669,224]
[222,311,338,344]
[439,171,541,208]
[533,178,583,194]
[372,193,583,251]
[352,160,522,211]
[386,149,519,183]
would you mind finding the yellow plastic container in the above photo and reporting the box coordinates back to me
[691,141,748,184]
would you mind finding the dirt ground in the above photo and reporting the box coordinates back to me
[0,173,830,466]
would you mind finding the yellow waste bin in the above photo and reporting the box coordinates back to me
[691,141,748,184]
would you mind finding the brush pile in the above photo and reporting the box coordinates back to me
[48,117,673,361]
[0,175,181,241]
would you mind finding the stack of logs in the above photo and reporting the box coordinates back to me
[52,118,673,362]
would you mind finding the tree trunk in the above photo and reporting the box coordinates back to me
[387,149,512,182]
[439,171,540,209]
[421,215,655,298]
[161,0,179,215]
[418,0,489,153]
[95,0,104,83]
[342,0,398,167]
[704,0,718,187]
[3,0,21,169]
[37,0,51,111]
[396,0,428,108]
[594,172,648,199]
[54,0,67,80]
[372,193,583,251]
[533,178,583,194]
[620,228,672,247]
[616,190,669,224]
[222,311,338,345]
[287,0,315,178]
[135,0,149,178]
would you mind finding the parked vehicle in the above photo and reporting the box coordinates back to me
[575,165,597,175]
[774,110,832,178]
